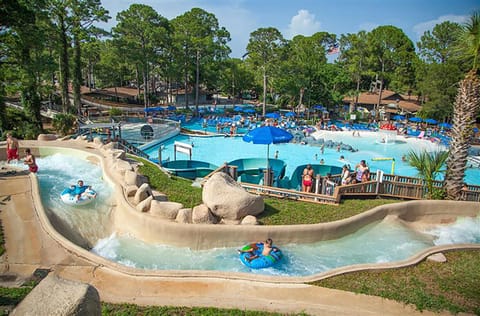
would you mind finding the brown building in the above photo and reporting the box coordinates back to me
[343,89,422,115]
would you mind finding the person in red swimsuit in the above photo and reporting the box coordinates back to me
[302,164,314,192]
[23,148,38,173]
[6,133,19,163]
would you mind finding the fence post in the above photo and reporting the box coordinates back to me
[376,170,384,194]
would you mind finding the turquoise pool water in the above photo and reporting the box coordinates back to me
[143,130,480,185]
[30,153,480,277]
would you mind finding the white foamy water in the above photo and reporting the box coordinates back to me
[426,215,480,245]
[34,153,115,242]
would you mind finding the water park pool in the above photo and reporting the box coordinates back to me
[143,130,480,185]
[28,152,480,277]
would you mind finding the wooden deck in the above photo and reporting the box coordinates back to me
[203,164,480,204]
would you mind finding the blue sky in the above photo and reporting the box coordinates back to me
[99,0,479,58]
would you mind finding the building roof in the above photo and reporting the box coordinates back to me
[343,89,422,113]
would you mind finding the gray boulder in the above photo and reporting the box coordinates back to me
[12,274,101,316]
[133,183,152,205]
[149,201,183,219]
[202,172,264,220]
[241,215,259,225]
[176,208,192,223]
[192,204,217,224]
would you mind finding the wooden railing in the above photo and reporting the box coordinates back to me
[117,139,150,159]
[202,165,480,204]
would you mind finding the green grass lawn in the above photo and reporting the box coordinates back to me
[1,157,478,315]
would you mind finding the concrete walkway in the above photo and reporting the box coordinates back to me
[0,167,448,315]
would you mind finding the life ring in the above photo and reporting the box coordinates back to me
[239,243,283,269]
[60,188,97,206]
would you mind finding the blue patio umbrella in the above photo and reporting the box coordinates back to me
[474,127,479,133]
[243,108,255,114]
[424,118,438,124]
[438,122,452,129]
[285,111,296,117]
[392,114,405,121]
[409,117,423,123]
[233,106,244,112]
[242,126,293,180]
[144,106,164,112]
[313,104,324,110]
[167,105,177,111]
[265,112,281,119]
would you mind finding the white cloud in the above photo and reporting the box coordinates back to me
[413,14,469,38]
[285,9,321,39]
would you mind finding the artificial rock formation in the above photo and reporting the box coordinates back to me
[12,274,101,316]
[192,204,217,224]
[149,201,184,219]
[202,172,264,220]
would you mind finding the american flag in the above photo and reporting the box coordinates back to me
[327,43,339,55]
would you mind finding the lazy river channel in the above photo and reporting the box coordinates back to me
[27,153,480,277]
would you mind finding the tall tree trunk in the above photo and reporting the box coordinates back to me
[444,70,480,199]
[0,89,6,132]
[73,32,82,116]
[184,64,189,110]
[58,15,70,113]
[135,66,140,105]
[21,46,42,132]
[143,69,148,110]
[262,66,267,116]
[195,50,200,116]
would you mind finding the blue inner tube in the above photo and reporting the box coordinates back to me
[239,243,283,269]
[60,187,97,206]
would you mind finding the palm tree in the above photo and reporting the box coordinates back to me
[407,150,449,199]
[444,11,480,200]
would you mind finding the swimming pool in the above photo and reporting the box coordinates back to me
[143,130,480,185]
[32,152,480,277]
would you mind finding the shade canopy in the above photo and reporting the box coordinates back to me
[438,122,452,129]
[313,104,325,110]
[392,114,405,121]
[242,126,293,145]
[167,105,177,111]
[285,111,296,117]
[409,117,423,123]
[265,112,281,119]
[233,106,244,112]
[243,108,255,113]
[424,118,438,124]
[243,126,293,184]
[144,106,164,112]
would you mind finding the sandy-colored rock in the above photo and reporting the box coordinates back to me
[427,253,447,263]
[113,159,133,176]
[175,208,192,223]
[37,134,57,141]
[133,183,151,205]
[136,196,153,212]
[124,170,138,186]
[124,185,138,197]
[192,204,216,224]
[240,215,258,225]
[93,138,103,146]
[12,274,101,316]
[149,201,183,219]
[202,172,264,220]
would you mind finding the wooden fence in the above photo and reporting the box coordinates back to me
[203,164,480,204]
